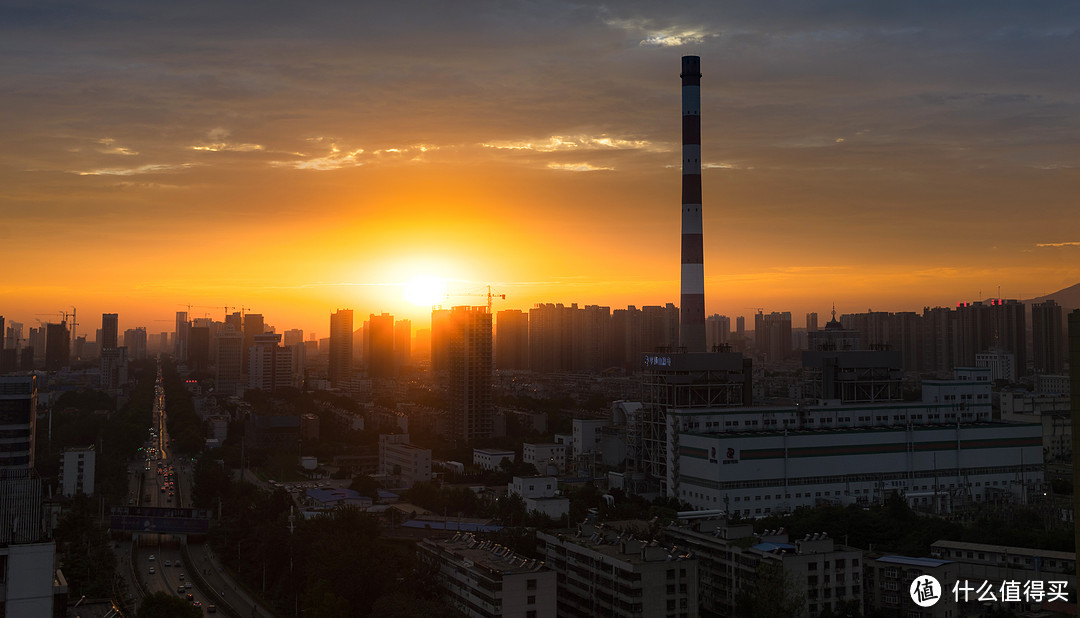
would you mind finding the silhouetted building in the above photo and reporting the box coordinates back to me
[495,309,529,370]
[329,309,353,387]
[448,306,493,443]
[430,308,451,372]
[395,319,411,369]
[123,327,147,360]
[175,311,189,360]
[366,313,395,378]
[189,325,211,370]
[44,322,69,371]
[754,311,792,363]
[101,313,118,350]
[806,312,819,332]
[215,328,244,395]
[248,333,295,391]
[705,314,730,351]
[242,313,264,373]
[1033,299,1064,374]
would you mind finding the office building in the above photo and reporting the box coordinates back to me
[248,333,296,391]
[806,312,819,332]
[378,434,431,489]
[215,327,244,396]
[99,346,128,390]
[58,446,95,497]
[449,307,493,443]
[0,376,37,471]
[329,309,353,387]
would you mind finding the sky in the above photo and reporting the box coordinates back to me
[2,1,1078,337]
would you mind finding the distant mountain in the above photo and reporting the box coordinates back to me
[1024,281,1080,312]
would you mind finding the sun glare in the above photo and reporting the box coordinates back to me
[402,276,448,307]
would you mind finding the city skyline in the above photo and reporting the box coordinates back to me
[3,2,1079,336]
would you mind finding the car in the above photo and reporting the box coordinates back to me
[185,582,192,590]
[207,605,216,614]
[149,566,155,574]
[186,594,193,602]
[149,554,155,561]
[164,560,171,567]
[179,573,184,580]
[177,585,185,593]
[193,601,202,608]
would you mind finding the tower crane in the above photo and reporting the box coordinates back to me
[445,285,506,313]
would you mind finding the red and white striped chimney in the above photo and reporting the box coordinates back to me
[680,55,706,353]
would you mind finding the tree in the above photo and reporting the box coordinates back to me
[734,562,806,618]
[137,592,202,618]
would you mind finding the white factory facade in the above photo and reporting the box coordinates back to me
[639,364,1042,517]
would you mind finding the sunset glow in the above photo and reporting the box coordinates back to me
[1,3,1078,335]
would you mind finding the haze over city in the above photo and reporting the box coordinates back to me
[3,1,1079,334]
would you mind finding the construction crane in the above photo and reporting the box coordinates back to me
[445,285,505,313]
[34,308,78,357]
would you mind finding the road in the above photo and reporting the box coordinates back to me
[124,362,275,617]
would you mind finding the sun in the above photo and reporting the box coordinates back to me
[402,276,448,308]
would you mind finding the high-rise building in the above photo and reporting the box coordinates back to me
[1032,299,1064,374]
[175,311,189,361]
[430,308,451,372]
[58,446,95,497]
[394,319,411,369]
[806,312,819,332]
[99,347,128,390]
[242,313,264,373]
[735,316,745,338]
[215,328,244,396]
[44,322,69,371]
[366,313,395,378]
[754,311,792,363]
[189,325,211,369]
[101,313,118,350]
[283,328,304,348]
[329,309,353,387]
[248,333,295,391]
[123,327,148,360]
[413,328,431,360]
[705,314,731,351]
[0,376,37,470]
[448,306,493,443]
[495,309,529,370]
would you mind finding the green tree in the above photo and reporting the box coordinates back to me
[137,592,202,618]
[734,562,806,618]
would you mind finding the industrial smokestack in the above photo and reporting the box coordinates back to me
[680,55,706,353]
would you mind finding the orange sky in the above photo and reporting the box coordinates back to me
[2,3,1079,337]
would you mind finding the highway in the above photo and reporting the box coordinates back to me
[123,362,273,617]
[128,366,219,615]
